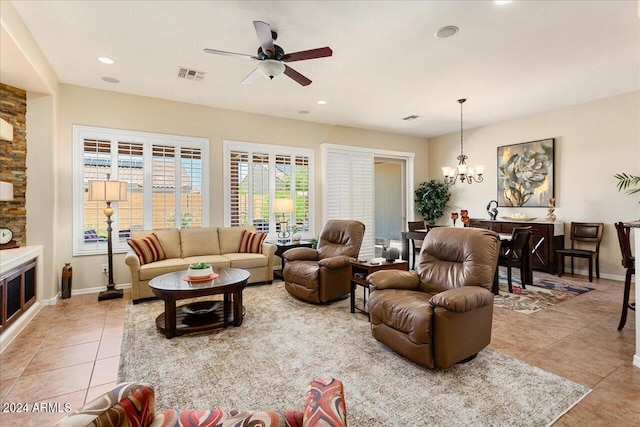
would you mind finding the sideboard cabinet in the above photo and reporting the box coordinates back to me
[0,258,36,335]
[468,219,564,274]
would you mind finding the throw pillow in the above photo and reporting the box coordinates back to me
[127,232,167,265]
[237,229,267,254]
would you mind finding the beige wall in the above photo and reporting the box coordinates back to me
[428,91,640,280]
[49,84,429,292]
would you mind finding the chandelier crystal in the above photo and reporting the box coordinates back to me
[442,99,484,185]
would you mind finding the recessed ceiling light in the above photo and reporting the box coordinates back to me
[495,0,513,5]
[97,56,114,64]
[101,76,119,83]
[317,100,327,105]
[434,25,459,39]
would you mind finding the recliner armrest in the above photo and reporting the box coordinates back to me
[429,286,493,313]
[283,247,319,261]
[367,270,419,290]
[302,377,347,427]
[318,255,352,269]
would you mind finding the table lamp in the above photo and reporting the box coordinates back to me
[273,198,295,242]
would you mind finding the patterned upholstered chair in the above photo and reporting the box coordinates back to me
[55,377,347,427]
[283,219,365,303]
[367,227,500,369]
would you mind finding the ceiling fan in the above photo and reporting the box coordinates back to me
[204,21,332,87]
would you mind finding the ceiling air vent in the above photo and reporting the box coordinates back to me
[177,67,207,81]
[402,115,421,121]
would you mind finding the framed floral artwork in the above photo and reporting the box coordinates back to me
[497,138,554,207]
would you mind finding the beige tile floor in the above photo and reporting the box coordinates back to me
[0,272,637,426]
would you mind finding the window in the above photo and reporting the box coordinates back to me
[74,126,209,255]
[224,141,313,237]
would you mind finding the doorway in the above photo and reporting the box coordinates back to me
[375,158,405,256]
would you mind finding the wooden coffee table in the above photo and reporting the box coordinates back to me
[148,268,250,338]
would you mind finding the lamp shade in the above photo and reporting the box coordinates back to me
[273,198,295,213]
[258,59,285,79]
[88,180,128,202]
[0,181,14,201]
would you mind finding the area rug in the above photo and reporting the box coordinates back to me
[493,268,595,315]
[119,282,589,426]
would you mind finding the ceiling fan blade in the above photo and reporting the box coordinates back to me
[253,21,275,57]
[282,47,333,62]
[284,65,312,86]
[203,48,256,60]
[241,68,262,85]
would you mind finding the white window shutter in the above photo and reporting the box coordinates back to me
[324,147,375,260]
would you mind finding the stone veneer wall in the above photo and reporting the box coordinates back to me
[0,84,27,246]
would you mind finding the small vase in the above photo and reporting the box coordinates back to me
[546,208,556,222]
[292,232,301,241]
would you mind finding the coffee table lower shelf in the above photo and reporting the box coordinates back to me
[155,300,241,337]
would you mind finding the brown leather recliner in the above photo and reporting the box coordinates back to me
[283,220,365,303]
[367,227,500,369]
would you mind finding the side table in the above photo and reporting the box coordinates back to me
[350,259,408,316]
[269,240,314,280]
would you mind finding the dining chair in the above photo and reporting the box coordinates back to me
[499,227,532,293]
[556,222,604,282]
[614,222,635,331]
[408,220,426,270]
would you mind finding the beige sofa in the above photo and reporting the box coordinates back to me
[125,226,276,302]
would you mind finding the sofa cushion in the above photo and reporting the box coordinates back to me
[223,253,269,269]
[183,255,230,270]
[218,226,255,254]
[127,233,167,265]
[237,229,267,254]
[132,229,182,259]
[139,258,190,281]
[180,227,221,257]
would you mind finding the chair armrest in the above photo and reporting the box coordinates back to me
[124,251,140,269]
[318,255,352,269]
[283,247,319,261]
[302,377,347,427]
[429,287,493,313]
[367,270,419,291]
[54,382,155,427]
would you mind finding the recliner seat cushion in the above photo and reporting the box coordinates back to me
[285,261,319,289]
[368,289,434,344]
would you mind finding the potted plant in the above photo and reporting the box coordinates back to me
[615,173,640,200]
[415,180,451,225]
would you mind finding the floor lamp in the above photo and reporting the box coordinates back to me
[88,178,128,301]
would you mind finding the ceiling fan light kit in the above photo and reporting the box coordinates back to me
[204,20,332,86]
[258,59,285,79]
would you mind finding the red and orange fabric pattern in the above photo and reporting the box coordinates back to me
[127,232,166,265]
[237,229,267,254]
[55,378,347,427]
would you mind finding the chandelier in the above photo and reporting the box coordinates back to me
[441,99,484,184]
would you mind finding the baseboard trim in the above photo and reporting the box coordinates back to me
[0,302,43,353]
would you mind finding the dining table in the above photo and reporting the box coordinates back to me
[401,227,532,295]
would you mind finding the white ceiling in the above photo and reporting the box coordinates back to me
[5,0,640,138]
